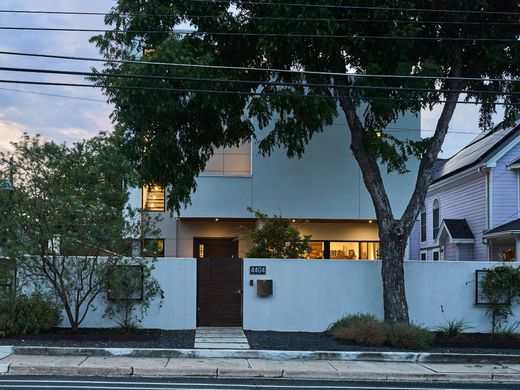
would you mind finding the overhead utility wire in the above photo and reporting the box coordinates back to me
[0,86,105,102]
[0,9,517,26]
[0,78,516,105]
[1,50,519,84]
[187,0,520,16]
[1,65,518,97]
[0,26,517,42]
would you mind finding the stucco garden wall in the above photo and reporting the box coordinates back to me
[77,258,197,330]
[243,259,520,333]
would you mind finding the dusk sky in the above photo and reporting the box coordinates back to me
[0,0,505,158]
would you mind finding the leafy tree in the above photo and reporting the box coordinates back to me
[0,134,161,332]
[246,209,310,259]
[92,1,520,322]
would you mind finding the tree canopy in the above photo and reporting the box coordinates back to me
[0,134,160,331]
[92,1,520,321]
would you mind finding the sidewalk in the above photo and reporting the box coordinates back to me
[1,352,520,383]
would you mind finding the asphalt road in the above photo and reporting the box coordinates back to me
[0,377,518,390]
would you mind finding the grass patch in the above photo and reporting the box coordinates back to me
[435,319,472,338]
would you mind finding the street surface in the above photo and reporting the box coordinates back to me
[0,376,518,390]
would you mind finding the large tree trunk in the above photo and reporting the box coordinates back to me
[379,220,409,322]
[333,62,464,321]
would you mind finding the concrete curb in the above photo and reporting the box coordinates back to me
[6,345,520,364]
[2,363,520,383]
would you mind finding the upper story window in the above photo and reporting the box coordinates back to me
[432,199,440,240]
[142,185,165,212]
[202,141,252,176]
[420,205,427,242]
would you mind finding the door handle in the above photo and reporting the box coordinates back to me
[235,289,242,294]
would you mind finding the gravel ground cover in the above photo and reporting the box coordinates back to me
[0,328,195,349]
[245,330,520,354]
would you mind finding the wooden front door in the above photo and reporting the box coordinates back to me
[195,238,243,327]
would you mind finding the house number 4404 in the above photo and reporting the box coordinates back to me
[249,266,266,275]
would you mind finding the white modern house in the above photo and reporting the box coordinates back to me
[130,113,421,262]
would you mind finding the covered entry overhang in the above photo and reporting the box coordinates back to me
[482,217,520,261]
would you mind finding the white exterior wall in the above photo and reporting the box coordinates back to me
[243,259,519,333]
[176,112,420,220]
[77,258,196,330]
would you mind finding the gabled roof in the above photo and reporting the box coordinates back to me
[433,120,520,183]
[436,219,475,244]
[483,217,520,238]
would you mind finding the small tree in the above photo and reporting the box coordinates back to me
[482,266,520,333]
[0,134,161,332]
[246,209,310,259]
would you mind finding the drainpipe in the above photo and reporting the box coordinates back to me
[479,165,491,260]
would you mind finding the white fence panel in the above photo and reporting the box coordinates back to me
[243,259,520,333]
[76,258,197,330]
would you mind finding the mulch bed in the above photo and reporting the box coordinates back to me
[0,328,195,349]
[3,328,520,354]
[244,330,520,354]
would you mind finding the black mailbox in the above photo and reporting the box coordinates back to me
[257,279,273,297]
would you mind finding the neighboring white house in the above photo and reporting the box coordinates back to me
[131,112,421,261]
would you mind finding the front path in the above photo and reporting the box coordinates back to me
[195,327,250,350]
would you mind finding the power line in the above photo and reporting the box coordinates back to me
[0,86,106,102]
[0,78,518,106]
[0,26,517,42]
[0,9,518,26]
[0,65,518,97]
[1,50,519,84]
[187,0,520,16]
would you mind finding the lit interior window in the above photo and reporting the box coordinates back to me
[307,241,324,259]
[142,185,165,212]
[330,242,359,260]
[143,47,156,56]
[141,239,165,257]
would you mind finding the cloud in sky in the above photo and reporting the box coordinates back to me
[0,0,510,160]
[0,118,25,152]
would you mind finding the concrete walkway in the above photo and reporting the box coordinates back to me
[1,353,520,383]
[194,327,250,350]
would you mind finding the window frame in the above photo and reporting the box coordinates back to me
[420,205,427,242]
[308,240,380,260]
[107,265,145,302]
[140,239,165,258]
[432,199,440,240]
[420,250,427,261]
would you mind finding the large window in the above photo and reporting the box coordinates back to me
[308,241,380,260]
[142,185,165,212]
[420,205,427,242]
[202,141,251,176]
[432,199,440,240]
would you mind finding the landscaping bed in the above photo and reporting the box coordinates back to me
[0,328,195,349]
[245,330,520,354]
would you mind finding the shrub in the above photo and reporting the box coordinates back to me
[495,321,520,339]
[386,322,434,350]
[328,313,387,347]
[0,293,61,337]
[435,318,472,338]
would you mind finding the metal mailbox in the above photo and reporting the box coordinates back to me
[256,279,273,297]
